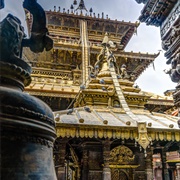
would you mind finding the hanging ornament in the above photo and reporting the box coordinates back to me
[135,141,137,147]
[144,149,147,157]
[73,0,77,5]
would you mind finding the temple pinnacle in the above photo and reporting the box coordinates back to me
[75,0,88,12]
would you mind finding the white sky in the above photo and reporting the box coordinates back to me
[0,0,176,95]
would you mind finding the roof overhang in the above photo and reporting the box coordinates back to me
[54,107,179,141]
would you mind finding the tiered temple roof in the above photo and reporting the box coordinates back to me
[54,36,179,144]
[24,7,161,110]
[24,3,178,135]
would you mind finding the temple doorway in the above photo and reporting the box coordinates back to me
[111,169,129,180]
[110,145,135,180]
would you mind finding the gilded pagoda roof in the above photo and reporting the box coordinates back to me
[54,106,179,141]
[24,6,159,92]
[143,91,174,105]
[55,107,178,129]
[23,48,159,97]
[45,10,139,50]
[54,34,179,144]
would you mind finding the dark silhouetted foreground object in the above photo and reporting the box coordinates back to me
[22,0,53,53]
[0,0,4,9]
[0,1,57,179]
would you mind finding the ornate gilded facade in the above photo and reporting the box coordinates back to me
[24,1,179,180]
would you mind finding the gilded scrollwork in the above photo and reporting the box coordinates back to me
[109,145,134,164]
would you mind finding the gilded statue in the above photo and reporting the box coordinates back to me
[92,33,120,76]
[120,64,129,79]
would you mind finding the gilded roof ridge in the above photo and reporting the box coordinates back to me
[141,91,173,100]
[46,10,139,27]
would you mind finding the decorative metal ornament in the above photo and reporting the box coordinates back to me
[75,0,88,12]
[135,122,152,151]
[110,145,135,165]
[73,0,77,5]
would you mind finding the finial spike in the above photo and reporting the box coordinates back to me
[73,0,77,5]
[75,0,88,12]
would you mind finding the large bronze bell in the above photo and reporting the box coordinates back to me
[0,2,57,179]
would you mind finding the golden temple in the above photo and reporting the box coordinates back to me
[23,1,180,179]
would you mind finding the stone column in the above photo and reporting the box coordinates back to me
[145,148,153,180]
[81,145,89,180]
[54,139,68,180]
[176,163,180,180]
[102,139,111,180]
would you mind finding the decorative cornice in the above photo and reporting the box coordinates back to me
[46,11,139,27]
[109,164,139,168]
[45,10,139,50]
[25,91,76,98]
[55,125,180,141]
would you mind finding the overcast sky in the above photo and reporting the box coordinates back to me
[0,0,175,95]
